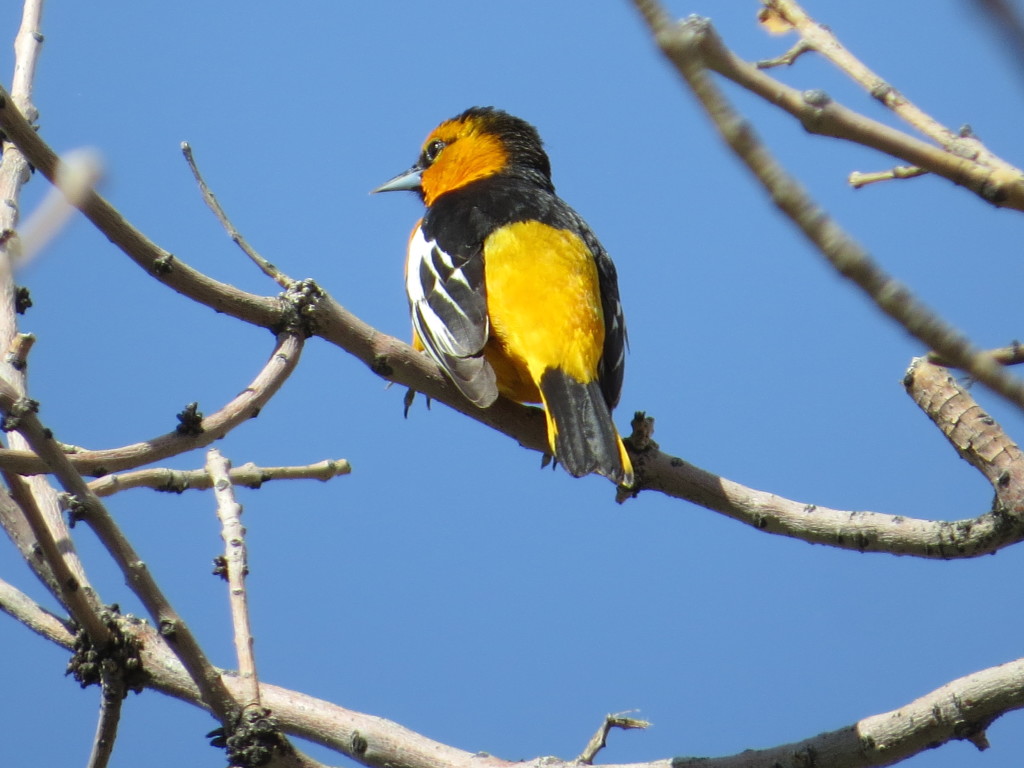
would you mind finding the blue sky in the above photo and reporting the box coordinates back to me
[2,2,1022,767]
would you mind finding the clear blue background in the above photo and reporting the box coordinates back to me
[1,2,1022,767]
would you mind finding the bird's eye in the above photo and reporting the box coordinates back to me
[423,139,446,165]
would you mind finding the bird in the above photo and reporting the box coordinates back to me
[374,106,633,487]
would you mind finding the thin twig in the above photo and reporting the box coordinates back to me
[576,712,650,764]
[10,0,44,121]
[181,142,293,289]
[755,38,813,69]
[88,458,351,497]
[0,333,304,476]
[848,164,927,189]
[86,674,125,768]
[206,449,315,766]
[634,13,1024,415]
[207,448,260,708]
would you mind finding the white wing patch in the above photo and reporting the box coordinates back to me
[406,226,498,407]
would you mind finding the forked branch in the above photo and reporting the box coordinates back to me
[0,379,240,725]
[763,0,1021,186]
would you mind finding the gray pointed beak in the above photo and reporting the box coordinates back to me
[372,165,423,194]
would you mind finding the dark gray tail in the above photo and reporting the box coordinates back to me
[538,369,633,486]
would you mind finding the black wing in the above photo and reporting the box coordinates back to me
[405,225,497,407]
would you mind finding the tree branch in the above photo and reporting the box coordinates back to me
[634,442,1023,558]
[9,0,42,120]
[207,449,260,708]
[658,658,1024,768]
[86,671,125,768]
[87,458,350,497]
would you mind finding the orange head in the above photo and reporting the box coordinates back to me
[374,107,553,206]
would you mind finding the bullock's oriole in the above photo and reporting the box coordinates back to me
[375,107,633,487]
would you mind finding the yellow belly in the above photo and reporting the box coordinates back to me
[482,221,605,403]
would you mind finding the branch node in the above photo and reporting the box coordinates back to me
[66,607,147,695]
[150,253,175,275]
[802,88,832,108]
[625,411,657,453]
[964,726,991,751]
[13,285,31,314]
[0,395,38,431]
[158,618,177,638]
[174,402,205,436]
[277,278,324,337]
[208,707,286,768]
[576,711,650,764]
[350,731,368,757]
[63,493,90,527]
[212,554,229,580]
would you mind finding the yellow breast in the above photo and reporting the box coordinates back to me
[482,221,605,403]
